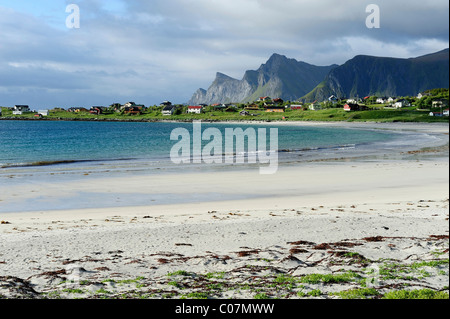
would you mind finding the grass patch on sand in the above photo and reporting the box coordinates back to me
[377,259,449,280]
[382,289,449,299]
[299,271,361,284]
[333,288,380,299]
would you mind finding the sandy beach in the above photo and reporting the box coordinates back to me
[0,122,448,300]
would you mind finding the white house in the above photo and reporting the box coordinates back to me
[393,101,404,109]
[417,92,431,99]
[162,105,176,116]
[13,105,30,115]
[387,97,396,104]
[347,99,358,104]
[394,99,411,109]
[376,97,387,104]
[188,106,203,114]
[38,110,49,116]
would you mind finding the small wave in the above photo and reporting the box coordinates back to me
[278,144,356,153]
[0,158,139,169]
[1,160,83,168]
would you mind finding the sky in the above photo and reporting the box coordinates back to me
[0,0,448,109]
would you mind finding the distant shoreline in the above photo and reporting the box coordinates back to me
[0,116,448,124]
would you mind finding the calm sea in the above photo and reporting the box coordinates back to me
[0,120,395,171]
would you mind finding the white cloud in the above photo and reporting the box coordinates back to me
[0,0,448,108]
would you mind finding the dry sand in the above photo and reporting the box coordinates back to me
[0,122,448,299]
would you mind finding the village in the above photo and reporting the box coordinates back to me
[1,89,449,120]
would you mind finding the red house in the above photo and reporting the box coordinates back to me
[188,106,203,114]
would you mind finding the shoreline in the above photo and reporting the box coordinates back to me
[1,115,448,124]
[1,115,448,130]
[0,122,448,299]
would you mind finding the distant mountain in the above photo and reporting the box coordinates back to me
[188,54,337,105]
[303,49,449,102]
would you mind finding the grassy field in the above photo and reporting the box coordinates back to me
[1,107,448,123]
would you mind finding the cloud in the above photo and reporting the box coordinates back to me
[0,0,448,108]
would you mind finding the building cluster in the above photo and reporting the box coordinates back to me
[2,91,449,118]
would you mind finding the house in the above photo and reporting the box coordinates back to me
[38,110,49,116]
[417,92,431,99]
[162,105,176,116]
[393,101,403,109]
[123,102,136,108]
[309,101,322,111]
[187,106,203,114]
[443,109,449,117]
[240,111,250,116]
[13,105,30,115]
[344,103,367,111]
[347,99,358,104]
[393,100,409,109]
[123,106,142,115]
[265,106,285,113]
[272,98,284,105]
[376,97,387,104]
[290,104,304,110]
[387,97,396,104]
[432,99,449,108]
[245,104,260,111]
[68,107,89,113]
[225,106,238,112]
[258,96,271,102]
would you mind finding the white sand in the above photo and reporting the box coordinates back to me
[0,122,448,299]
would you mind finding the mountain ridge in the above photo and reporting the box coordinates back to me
[188,53,337,105]
[188,49,449,105]
[304,48,449,102]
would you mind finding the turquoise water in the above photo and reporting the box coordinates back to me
[0,120,419,213]
[0,120,394,169]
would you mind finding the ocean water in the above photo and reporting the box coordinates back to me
[1,120,444,213]
[0,120,395,171]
